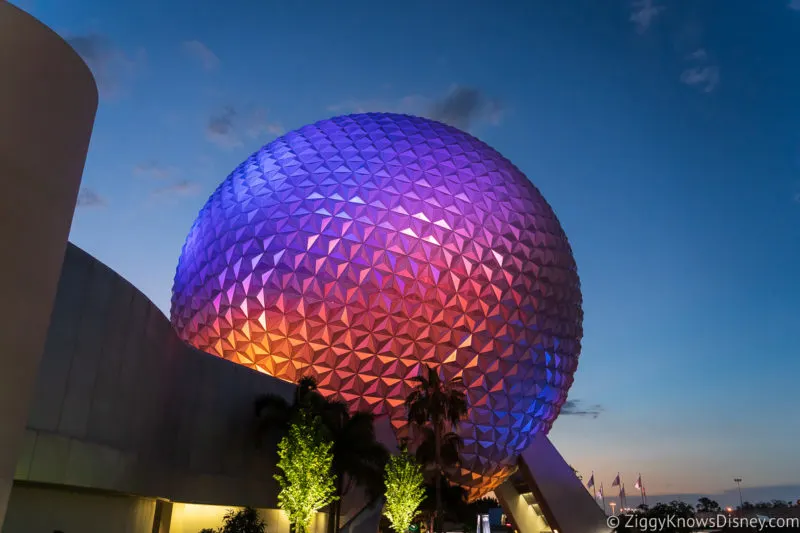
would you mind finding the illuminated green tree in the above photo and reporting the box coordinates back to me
[256,376,388,533]
[275,409,338,533]
[384,448,426,533]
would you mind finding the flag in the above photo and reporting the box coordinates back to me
[587,473,595,489]
[596,483,604,500]
[612,474,621,487]
[620,485,626,499]
[635,475,643,490]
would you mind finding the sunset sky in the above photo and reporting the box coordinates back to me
[16,0,800,506]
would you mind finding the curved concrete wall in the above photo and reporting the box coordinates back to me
[0,3,98,525]
[15,244,296,509]
[4,484,157,533]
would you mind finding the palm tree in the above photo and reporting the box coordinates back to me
[316,399,388,533]
[405,364,468,533]
[254,375,321,445]
[255,376,388,533]
[417,478,468,532]
[413,426,462,533]
[413,426,462,474]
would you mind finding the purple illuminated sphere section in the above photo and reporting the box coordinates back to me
[171,113,583,497]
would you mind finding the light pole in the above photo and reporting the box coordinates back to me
[734,478,744,515]
[609,502,617,515]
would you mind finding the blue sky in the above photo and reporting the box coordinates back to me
[16,0,800,506]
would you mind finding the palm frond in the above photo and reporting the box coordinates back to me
[294,375,319,404]
[254,393,291,417]
[414,427,462,470]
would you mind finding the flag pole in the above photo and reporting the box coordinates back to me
[588,471,601,512]
[639,473,645,507]
[623,483,628,510]
[601,482,606,514]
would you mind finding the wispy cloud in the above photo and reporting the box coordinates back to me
[133,161,179,180]
[560,400,603,418]
[183,40,220,71]
[246,108,285,139]
[327,95,427,115]
[150,179,201,199]
[686,48,708,61]
[789,0,800,11]
[206,106,241,147]
[630,0,665,34]
[207,106,238,147]
[205,106,283,149]
[429,85,504,130]
[681,65,720,93]
[681,47,720,93]
[135,161,198,200]
[76,188,107,208]
[67,34,145,98]
[327,85,504,132]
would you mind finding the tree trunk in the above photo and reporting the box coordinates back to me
[435,420,443,533]
[335,484,342,533]
[328,474,345,533]
[326,502,336,533]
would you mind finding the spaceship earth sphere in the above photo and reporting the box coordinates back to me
[171,113,583,497]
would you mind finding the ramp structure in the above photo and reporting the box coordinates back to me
[495,435,612,533]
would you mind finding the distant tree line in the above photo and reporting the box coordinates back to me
[739,499,794,510]
[612,498,800,533]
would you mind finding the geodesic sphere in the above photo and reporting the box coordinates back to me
[171,113,583,498]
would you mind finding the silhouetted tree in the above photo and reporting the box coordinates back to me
[614,501,694,533]
[455,497,502,533]
[405,365,468,533]
[417,478,468,530]
[318,399,389,533]
[413,426,463,474]
[468,497,500,515]
[197,507,266,533]
[255,376,388,533]
[697,497,721,513]
[255,376,321,446]
[221,508,267,533]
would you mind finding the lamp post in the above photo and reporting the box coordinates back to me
[734,478,743,516]
[609,502,617,515]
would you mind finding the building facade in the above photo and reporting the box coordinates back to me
[4,244,340,533]
[0,2,97,526]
